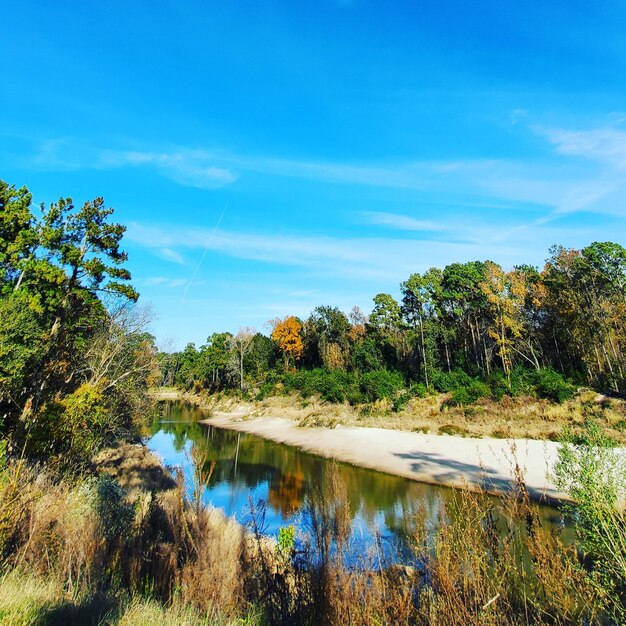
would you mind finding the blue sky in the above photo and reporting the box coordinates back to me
[2,1,626,348]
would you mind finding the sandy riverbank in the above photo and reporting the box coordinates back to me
[203,412,569,503]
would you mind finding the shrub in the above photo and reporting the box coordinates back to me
[409,382,428,398]
[509,366,536,397]
[430,368,473,393]
[554,420,626,622]
[532,368,575,403]
[392,391,412,412]
[255,381,275,401]
[446,380,491,407]
[487,370,509,400]
[359,370,404,403]
[285,369,361,404]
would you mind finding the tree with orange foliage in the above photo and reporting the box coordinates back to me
[270,316,303,369]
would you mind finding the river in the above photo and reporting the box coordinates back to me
[146,400,570,562]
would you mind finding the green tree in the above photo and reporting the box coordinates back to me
[0,181,37,291]
[401,273,439,387]
[368,293,408,370]
[244,333,277,379]
[0,182,138,425]
[306,306,351,369]
[441,261,490,374]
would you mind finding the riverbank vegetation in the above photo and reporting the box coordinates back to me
[1,178,625,623]
[158,241,626,442]
[3,432,623,625]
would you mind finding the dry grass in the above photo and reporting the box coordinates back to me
[0,430,618,625]
[0,569,261,626]
[93,442,177,495]
[117,596,261,626]
[241,463,609,625]
[0,446,255,625]
[184,387,626,443]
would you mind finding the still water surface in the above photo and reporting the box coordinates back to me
[146,401,568,560]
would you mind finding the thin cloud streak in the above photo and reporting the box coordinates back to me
[126,220,612,283]
[24,123,626,219]
[363,211,454,232]
[99,149,237,189]
[158,248,186,264]
[544,126,626,169]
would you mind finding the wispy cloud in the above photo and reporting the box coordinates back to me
[157,247,186,264]
[126,219,609,283]
[544,126,626,170]
[23,123,626,219]
[144,277,189,288]
[363,211,454,232]
[99,149,237,189]
[30,141,236,189]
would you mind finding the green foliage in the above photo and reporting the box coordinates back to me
[255,381,276,401]
[392,390,412,412]
[0,291,45,404]
[277,524,296,554]
[0,179,143,459]
[283,368,409,405]
[430,368,473,393]
[487,369,509,400]
[531,368,575,402]
[369,293,402,332]
[554,420,626,621]
[245,333,277,377]
[508,366,536,397]
[351,337,385,372]
[409,382,428,398]
[359,370,404,403]
[446,380,491,406]
[285,369,360,404]
[28,382,117,462]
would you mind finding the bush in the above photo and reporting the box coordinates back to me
[27,382,117,463]
[255,381,275,401]
[532,368,575,403]
[285,369,361,404]
[392,391,412,412]
[359,370,404,403]
[430,369,473,393]
[446,380,491,407]
[508,366,536,397]
[409,382,429,398]
[487,370,509,400]
[554,420,626,622]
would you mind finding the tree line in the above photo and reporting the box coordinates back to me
[161,241,626,404]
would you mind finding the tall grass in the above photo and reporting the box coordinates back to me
[0,448,255,625]
[0,440,621,625]
[242,462,609,625]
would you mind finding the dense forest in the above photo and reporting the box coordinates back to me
[161,240,626,407]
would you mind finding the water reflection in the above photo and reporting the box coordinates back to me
[146,401,569,559]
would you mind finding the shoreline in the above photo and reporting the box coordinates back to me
[202,412,569,504]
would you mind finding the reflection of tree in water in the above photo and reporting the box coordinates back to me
[150,402,567,556]
[153,402,426,527]
[268,470,305,515]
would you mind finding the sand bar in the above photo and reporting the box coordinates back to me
[203,413,569,503]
